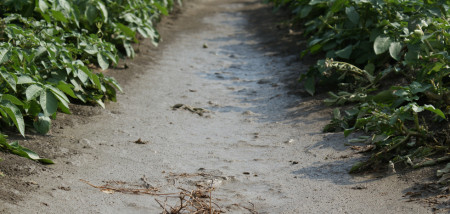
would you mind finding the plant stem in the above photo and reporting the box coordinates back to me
[413,156,450,169]
[413,112,420,131]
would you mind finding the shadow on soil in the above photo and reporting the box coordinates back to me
[195,0,377,188]
[198,2,330,126]
[195,5,450,209]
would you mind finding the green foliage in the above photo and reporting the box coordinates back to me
[0,0,176,161]
[269,0,450,172]
[0,133,53,164]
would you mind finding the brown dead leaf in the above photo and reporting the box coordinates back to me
[134,138,148,144]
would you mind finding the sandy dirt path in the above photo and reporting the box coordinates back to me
[1,0,434,213]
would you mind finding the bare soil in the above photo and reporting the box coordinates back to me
[0,0,448,213]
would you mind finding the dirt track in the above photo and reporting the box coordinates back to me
[0,0,438,213]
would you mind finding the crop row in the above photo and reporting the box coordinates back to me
[268,0,449,178]
[0,0,178,162]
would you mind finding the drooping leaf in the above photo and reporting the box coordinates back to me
[96,99,105,108]
[40,89,58,116]
[300,5,312,18]
[33,113,51,134]
[154,2,169,16]
[411,103,424,113]
[309,0,328,5]
[57,101,71,114]
[104,76,122,92]
[96,1,108,23]
[121,13,136,24]
[17,75,36,84]
[26,84,43,101]
[0,70,17,92]
[90,72,102,90]
[1,94,24,106]
[405,44,420,63]
[27,100,42,117]
[97,52,109,70]
[47,85,70,110]
[123,42,135,58]
[79,66,101,89]
[330,0,347,13]
[77,67,90,84]
[85,4,97,25]
[304,76,315,96]
[389,42,402,61]
[0,100,25,136]
[57,81,77,98]
[0,140,54,164]
[350,161,365,173]
[104,51,117,64]
[84,45,98,55]
[57,0,71,11]
[0,48,12,64]
[345,6,360,24]
[344,127,355,137]
[116,23,135,39]
[47,86,69,104]
[37,0,49,13]
[51,10,68,23]
[409,81,430,94]
[374,36,393,55]
[335,45,353,59]
[423,105,446,119]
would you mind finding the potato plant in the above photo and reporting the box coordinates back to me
[268,0,449,173]
[0,0,176,162]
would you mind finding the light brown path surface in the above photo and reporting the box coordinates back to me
[1,0,433,213]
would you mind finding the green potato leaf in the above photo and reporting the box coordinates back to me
[40,89,58,116]
[374,36,392,55]
[0,100,25,136]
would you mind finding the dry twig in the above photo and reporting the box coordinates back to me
[80,179,175,196]
[156,187,223,214]
[81,178,223,213]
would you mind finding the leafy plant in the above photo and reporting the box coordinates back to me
[0,0,176,161]
[268,0,450,173]
[0,133,53,164]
